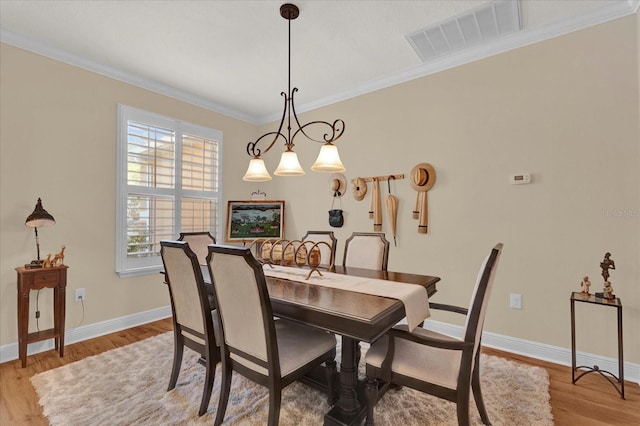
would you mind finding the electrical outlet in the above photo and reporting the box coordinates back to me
[75,288,86,302]
[510,293,522,309]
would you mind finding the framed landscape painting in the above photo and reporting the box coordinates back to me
[225,200,285,242]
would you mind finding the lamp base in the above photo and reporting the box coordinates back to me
[25,260,44,269]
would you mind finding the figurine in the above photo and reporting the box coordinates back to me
[600,252,615,283]
[602,281,614,299]
[42,254,53,268]
[52,245,66,267]
[580,276,591,295]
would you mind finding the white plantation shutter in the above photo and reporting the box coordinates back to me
[116,105,222,277]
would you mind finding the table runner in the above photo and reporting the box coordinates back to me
[264,265,429,330]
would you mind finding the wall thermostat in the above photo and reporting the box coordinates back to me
[510,173,531,185]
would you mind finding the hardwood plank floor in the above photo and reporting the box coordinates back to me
[1,319,638,425]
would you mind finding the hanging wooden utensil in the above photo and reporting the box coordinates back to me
[372,177,382,231]
[385,177,398,246]
[410,163,436,234]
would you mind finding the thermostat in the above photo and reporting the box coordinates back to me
[510,173,531,185]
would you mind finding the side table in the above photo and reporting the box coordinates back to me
[16,265,68,367]
[570,291,624,399]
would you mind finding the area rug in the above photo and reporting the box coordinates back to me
[31,332,553,425]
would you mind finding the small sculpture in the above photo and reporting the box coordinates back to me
[580,276,591,295]
[52,245,66,266]
[602,281,614,299]
[600,252,615,283]
[42,254,53,268]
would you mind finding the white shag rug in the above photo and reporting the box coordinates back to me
[31,332,553,425]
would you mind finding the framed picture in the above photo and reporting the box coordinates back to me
[225,200,285,242]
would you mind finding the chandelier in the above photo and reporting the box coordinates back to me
[243,3,346,182]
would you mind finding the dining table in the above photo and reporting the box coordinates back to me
[201,263,440,426]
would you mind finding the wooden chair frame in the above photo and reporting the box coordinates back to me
[207,245,337,426]
[302,230,338,268]
[160,241,220,416]
[364,243,503,426]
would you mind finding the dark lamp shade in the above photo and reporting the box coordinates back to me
[25,198,56,228]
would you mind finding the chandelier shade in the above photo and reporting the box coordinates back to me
[242,3,346,182]
[243,158,273,182]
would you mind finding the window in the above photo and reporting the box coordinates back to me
[116,105,222,277]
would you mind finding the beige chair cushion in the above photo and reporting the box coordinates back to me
[344,235,386,270]
[211,253,268,361]
[180,233,215,265]
[163,246,205,335]
[233,320,336,377]
[182,310,221,346]
[365,325,462,390]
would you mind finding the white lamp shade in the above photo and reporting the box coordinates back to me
[243,158,272,182]
[274,151,305,176]
[311,143,345,172]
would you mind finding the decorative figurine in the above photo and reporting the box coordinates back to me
[600,252,615,283]
[580,276,591,295]
[602,281,614,300]
[42,254,53,268]
[52,245,66,267]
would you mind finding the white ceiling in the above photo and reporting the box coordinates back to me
[1,1,638,124]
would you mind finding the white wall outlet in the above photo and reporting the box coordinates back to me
[75,288,86,302]
[510,293,522,309]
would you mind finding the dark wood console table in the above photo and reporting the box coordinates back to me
[16,265,68,367]
[570,291,624,399]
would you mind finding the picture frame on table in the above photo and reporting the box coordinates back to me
[225,200,285,242]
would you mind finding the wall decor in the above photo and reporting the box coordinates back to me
[225,200,285,242]
[410,163,436,234]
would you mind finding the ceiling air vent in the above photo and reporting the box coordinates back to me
[407,0,521,62]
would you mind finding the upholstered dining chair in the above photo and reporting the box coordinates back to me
[364,243,504,426]
[207,245,337,426]
[178,231,216,265]
[343,232,390,271]
[302,230,337,269]
[160,241,221,417]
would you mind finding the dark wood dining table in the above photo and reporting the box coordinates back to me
[201,264,440,426]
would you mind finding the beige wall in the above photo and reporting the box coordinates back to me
[1,13,638,366]
[0,43,255,346]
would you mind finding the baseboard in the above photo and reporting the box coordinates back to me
[3,309,638,387]
[0,305,172,364]
[423,319,640,385]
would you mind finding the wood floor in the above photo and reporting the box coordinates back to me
[1,318,638,425]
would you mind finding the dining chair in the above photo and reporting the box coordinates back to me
[160,241,221,416]
[207,245,337,426]
[178,231,216,265]
[302,230,337,269]
[343,232,390,271]
[363,243,504,426]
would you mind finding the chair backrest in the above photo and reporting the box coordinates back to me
[343,232,390,271]
[463,243,503,354]
[178,231,216,265]
[207,245,279,377]
[302,231,337,267]
[161,241,213,340]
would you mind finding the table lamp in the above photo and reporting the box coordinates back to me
[25,198,56,268]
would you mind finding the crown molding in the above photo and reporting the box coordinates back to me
[265,0,640,124]
[2,0,638,126]
[0,29,260,125]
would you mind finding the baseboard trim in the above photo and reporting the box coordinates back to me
[423,320,640,385]
[2,309,638,386]
[0,305,171,364]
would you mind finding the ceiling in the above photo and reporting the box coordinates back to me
[1,1,638,124]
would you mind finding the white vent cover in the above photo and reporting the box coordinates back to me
[407,0,521,62]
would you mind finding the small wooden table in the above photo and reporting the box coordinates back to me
[16,265,68,367]
[570,291,624,399]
